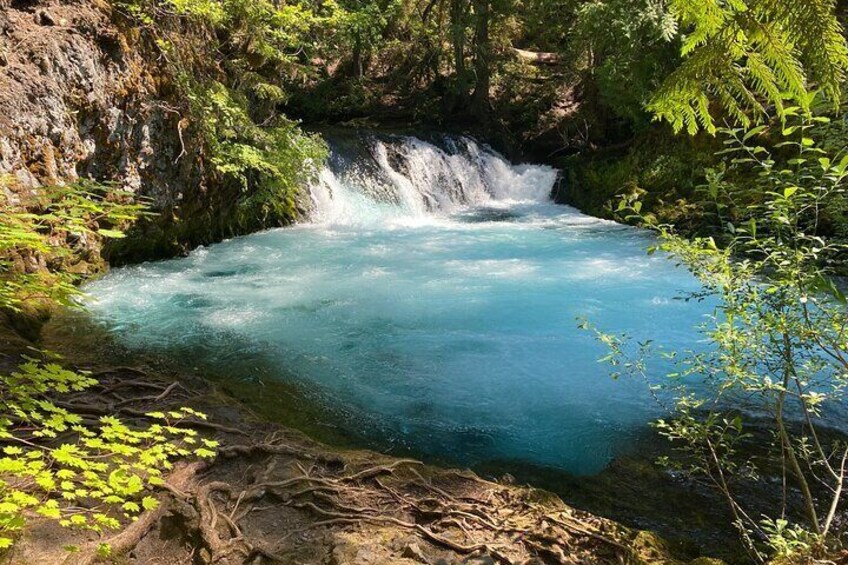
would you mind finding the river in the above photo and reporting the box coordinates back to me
[83,132,710,478]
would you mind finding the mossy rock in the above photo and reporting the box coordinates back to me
[632,530,683,564]
[688,558,726,565]
[630,531,728,565]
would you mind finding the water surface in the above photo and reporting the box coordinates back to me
[85,134,708,476]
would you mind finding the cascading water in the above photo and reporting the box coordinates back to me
[308,135,559,224]
[83,132,710,476]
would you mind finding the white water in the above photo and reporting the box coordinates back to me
[85,134,708,475]
[309,136,557,225]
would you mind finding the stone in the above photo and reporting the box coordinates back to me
[35,9,56,26]
[463,557,495,565]
[354,547,381,563]
[401,542,428,563]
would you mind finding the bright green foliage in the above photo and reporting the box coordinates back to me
[0,360,218,548]
[183,80,327,226]
[0,178,148,312]
[0,178,219,552]
[117,0,848,146]
[336,0,397,62]
[592,116,848,561]
[165,0,226,22]
[650,0,848,134]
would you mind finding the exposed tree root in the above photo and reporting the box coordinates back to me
[67,461,205,565]
[543,510,637,556]
[165,452,635,565]
[54,399,249,437]
[214,441,312,460]
[114,381,185,407]
[88,367,152,379]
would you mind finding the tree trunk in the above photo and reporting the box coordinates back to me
[471,0,490,119]
[778,332,821,534]
[353,36,364,78]
[450,0,468,97]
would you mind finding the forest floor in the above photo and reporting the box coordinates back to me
[0,316,712,565]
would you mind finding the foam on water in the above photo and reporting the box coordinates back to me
[84,134,708,475]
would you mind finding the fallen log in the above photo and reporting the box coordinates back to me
[511,47,562,65]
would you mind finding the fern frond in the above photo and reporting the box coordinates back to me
[653,0,848,133]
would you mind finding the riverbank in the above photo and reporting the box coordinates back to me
[0,314,721,565]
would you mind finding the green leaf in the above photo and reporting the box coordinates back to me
[95,229,126,239]
[37,506,61,519]
[836,153,848,174]
[69,515,86,526]
[141,496,159,511]
[743,125,767,141]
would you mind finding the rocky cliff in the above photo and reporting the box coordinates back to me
[0,0,312,263]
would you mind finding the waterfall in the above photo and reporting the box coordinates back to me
[308,134,559,225]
